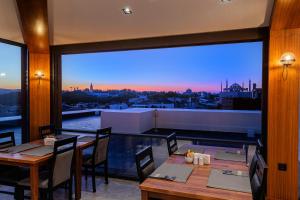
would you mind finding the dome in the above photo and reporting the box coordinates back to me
[229,83,243,92]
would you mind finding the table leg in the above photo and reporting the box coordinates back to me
[30,165,39,200]
[75,148,83,200]
[141,190,149,200]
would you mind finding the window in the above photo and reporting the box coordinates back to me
[61,41,263,178]
[62,42,262,112]
[0,42,23,144]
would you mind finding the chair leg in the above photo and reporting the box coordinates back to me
[92,165,96,193]
[49,189,53,200]
[84,166,88,182]
[104,160,109,184]
[16,186,24,200]
[69,178,73,200]
[41,190,47,200]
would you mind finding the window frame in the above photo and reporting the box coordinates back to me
[0,38,29,143]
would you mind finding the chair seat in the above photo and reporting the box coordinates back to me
[18,171,49,189]
[0,167,29,186]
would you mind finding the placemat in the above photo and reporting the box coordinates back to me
[56,134,78,140]
[2,143,42,154]
[174,144,205,155]
[149,163,193,183]
[215,151,246,162]
[21,146,54,157]
[207,169,251,193]
[78,136,95,143]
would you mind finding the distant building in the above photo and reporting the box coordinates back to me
[89,83,94,92]
[220,80,262,109]
[109,103,128,109]
[184,88,192,95]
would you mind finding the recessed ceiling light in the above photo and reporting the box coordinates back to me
[219,0,232,4]
[122,7,133,15]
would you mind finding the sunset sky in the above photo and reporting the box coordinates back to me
[63,41,262,93]
[0,43,21,89]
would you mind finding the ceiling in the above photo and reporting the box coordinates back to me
[0,0,274,45]
[0,0,23,43]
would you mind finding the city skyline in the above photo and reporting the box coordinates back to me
[62,42,262,93]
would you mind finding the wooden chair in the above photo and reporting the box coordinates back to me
[166,132,178,156]
[17,136,77,200]
[0,131,15,149]
[135,146,155,183]
[83,128,111,192]
[251,153,267,200]
[249,152,258,180]
[39,124,56,139]
[257,138,263,154]
[0,132,27,198]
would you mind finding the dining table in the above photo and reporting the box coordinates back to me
[0,134,95,200]
[140,145,253,200]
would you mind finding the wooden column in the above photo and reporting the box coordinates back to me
[267,1,300,199]
[28,53,50,141]
[16,0,50,140]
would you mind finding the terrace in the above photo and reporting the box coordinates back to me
[0,0,299,200]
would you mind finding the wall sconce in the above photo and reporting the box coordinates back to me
[34,71,44,84]
[280,52,296,80]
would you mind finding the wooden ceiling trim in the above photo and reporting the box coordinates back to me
[15,0,49,53]
[271,0,300,30]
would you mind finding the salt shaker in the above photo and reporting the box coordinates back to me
[199,157,204,166]
[193,154,199,165]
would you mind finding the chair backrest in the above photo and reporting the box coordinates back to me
[249,152,258,180]
[92,129,110,165]
[246,144,257,165]
[49,136,77,187]
[257,139,263,154]
[135,146,155,183]
[0,132,15,149]
[99,127,112,135]
[251,153,267,200]
[39,124,55,139]
[166,132,178,156]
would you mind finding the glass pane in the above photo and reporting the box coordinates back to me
[0,42,22,144]
[62,42,263,178]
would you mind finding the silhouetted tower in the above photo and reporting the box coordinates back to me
[249,80,252,92]
[226,79,228,89]
[221,82,223,92]
[90,83,94,92]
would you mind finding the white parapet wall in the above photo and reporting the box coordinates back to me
[101,108,154,134]
[101,108,261,134]
[156,109,261,134]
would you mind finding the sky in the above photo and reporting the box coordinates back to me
[62,41,262,93]
[0,43,21,89]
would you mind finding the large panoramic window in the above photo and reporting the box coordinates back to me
[0,42,22,144]
[62,42,262,112]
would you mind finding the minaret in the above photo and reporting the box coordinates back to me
[226,79,228,89]
[90,83,94,92]
[249,80,251,92]
[221,81,223,92]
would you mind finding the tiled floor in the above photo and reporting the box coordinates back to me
[0,177,141,200]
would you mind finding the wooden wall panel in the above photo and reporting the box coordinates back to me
[267,28,300,200]
[29,53,50,140]
[16,0,50,141]
[271,0,300,30]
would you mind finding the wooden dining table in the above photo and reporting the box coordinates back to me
[140,146,253,200]
[0,136,95,200]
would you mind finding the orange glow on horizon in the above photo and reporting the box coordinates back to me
[62,83,219,93]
